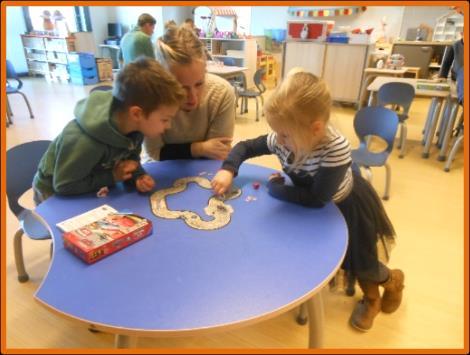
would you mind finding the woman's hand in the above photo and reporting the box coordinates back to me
[191,137,232,160]
[135,174,155,193]
[211,169,234,196]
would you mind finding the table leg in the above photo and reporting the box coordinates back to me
[296,302,308,325]
[422,98,437,144]
[358,74,373,109]
[114,334,138,348]
[422,98,443,158]
[307,291,324,348]
[367,91,374,107]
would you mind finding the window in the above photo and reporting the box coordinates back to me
[23,6,92,34]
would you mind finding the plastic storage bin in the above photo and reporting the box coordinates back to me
[68,52,99,85]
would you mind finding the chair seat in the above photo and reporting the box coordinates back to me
[239,90,261,97]
[351,148,388,167]
[19,210,51,240]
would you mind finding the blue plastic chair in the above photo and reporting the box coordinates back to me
[7,140,52,282]
[6,60,34,125]
[351,107,399,200]
[377,82,415,158]
[238,68,266,122]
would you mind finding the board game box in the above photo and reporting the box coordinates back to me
[62,212,152,264]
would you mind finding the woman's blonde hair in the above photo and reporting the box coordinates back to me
[265,69,331,166]
[156,24,206,69]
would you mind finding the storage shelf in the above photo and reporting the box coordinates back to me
[22,34,75,82]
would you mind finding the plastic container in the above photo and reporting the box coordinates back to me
[271,29,287,42]
[327,36,349,43]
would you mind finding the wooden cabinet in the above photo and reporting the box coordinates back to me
[323,44,371,103]
[21,34,75,82]
[283,41,325,77]
[202,38,257,88]
[282,41,371,104]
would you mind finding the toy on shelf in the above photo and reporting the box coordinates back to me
[386,53,405,70]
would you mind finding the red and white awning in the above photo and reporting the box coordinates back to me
[210,7,237,17]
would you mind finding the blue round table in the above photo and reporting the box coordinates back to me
[34,160,348,348]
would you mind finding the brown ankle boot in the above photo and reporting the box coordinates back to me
[350,279,381,332]
[380,269,405,313]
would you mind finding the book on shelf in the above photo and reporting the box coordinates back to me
[58,204,152,264]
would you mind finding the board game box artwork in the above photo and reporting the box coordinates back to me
[62,213,152,264]
[150,176,241,230]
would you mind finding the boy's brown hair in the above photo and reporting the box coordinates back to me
[137,13,156,27]
[112,57,186,115]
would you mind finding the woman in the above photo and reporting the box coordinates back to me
[144,24,235,161]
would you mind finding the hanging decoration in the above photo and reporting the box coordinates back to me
[288,6,367,18]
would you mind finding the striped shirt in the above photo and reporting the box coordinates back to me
[266,125,353,202]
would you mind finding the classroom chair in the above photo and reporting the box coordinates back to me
[351,106,399,200]
[7,140,52,282]
[6,60,34,125]
[376,82,415,159]
[237,68,266,122]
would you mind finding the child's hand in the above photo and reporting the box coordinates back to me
[113,160,139,182]
[268,172,285,184]
[211,169,234,195]
[136,174,155,193]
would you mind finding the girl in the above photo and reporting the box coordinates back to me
[211,70,404,332]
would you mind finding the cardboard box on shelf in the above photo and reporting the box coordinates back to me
[96,58,113,81]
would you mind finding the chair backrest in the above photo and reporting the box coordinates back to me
[377,82,415,114]
[353,106,399,154]
[6,59,23,90]
[6,140,52,217]
[90,85,113,94]
[253,68,266,94]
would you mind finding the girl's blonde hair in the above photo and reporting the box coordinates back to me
[265,69,331,166]
[156,24,206,69]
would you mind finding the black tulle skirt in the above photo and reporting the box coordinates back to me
[336,172,396,276]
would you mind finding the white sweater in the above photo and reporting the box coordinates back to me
[143,73,236,160]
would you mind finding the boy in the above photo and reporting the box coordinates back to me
[33,57,186,203]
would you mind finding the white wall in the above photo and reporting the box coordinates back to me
[250,6,406,42]
[6,6,28,74]
[250,6,289,35]
[250,6,452,43]
[399,6,451,39]
[329,6,405,42]
[88,6,110,53]
[162,6,192,27]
